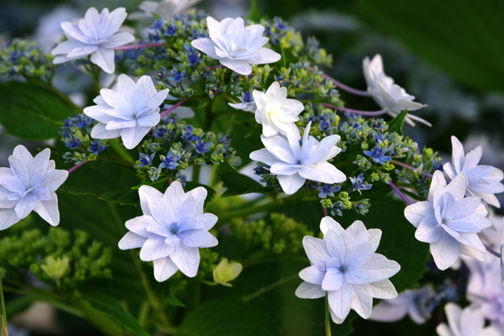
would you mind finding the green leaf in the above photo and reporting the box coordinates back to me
[0,81,76,140]
[85,292,151,336]
[162,285,185,307]
[175,299,280,336]
[59,160,141,206]
[357,0,504,92]
[217,164,266,197]
[386,110,408,136]
[247,0,262,22]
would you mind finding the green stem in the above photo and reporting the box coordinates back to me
[109,139,135,163]
[0,275,7,336]
[192,165,201,184]
[325,293,332,336]
[242,273,299,302]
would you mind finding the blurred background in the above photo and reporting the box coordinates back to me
[1,0,504,335]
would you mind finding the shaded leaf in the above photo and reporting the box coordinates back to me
[217,164,266,197]
[386,110,408,136]
[248,0,262,22]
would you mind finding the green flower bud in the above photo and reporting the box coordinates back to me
[212,258,243,287]
[41,256,69,280]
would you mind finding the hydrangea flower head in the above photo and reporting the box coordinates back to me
[191,17,281,75]
[118,182,218,281]
[249,122,346,195]
[51,7,134,73]
[370,286,434,324]
[0,145,68,230]
[295,217,400,324]
[363,54,429,127]
[83,74,169,149]
[252,81,304,138]
[444,136,504,208]
[404,171,492,270]
[436,303,500,336]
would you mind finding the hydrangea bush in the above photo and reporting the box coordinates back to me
[0,2,503,335]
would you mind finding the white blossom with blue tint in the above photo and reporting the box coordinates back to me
[295,217,400,324]
[363,54,429,127]
[118,182,218,282]
[130,0,201,21]
[370,286,434,324]
[436,303,500,336]
[51,7,134,74]
[191,17,281,75]
[83,75,169,149]
[249,123,346,195]
[404,171,492,270]
[0,145,68,230]
[229,91,256,112]
[444,136,504,208]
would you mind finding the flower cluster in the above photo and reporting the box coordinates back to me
[0,39,54,79]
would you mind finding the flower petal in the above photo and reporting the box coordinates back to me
[118,231,147,250]
[153,257,178,282]
[295,282,325,299]
[170,243,200,277]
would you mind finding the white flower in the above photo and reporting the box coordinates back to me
[436,303,500,336]
[252,82,304,138]
[228,91,256,112]
[404,171,492,270]
[129,0,200,20]
[0,145,68,230]
[444,136,504,208]
[295,217,400,324]
[249,123,346,195]
[118,182,218,282]
[83,74,169,149]
[51,7,134,74]
[363,54,429,127]
[191,17,281,75]
[370,286,434,324]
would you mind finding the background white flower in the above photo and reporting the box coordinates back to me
[51,7,134,74]
[129,0,201,20]
[436,303,500,336]
[84,74,169,149]
[249,123,346,194]
[118,182,218,282]
[0,145,68,230]
[295,217,400,324]
[252,82,304,138]
[404,171,492,270]
[363,54,429,126]
[444,136,504,208]
[191,16,281,75]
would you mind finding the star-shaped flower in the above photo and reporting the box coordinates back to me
[249,123,346,195]
[295,217,400,324]
[370,286,434,324]
[404,171,492,270]
[191,17,281,75]
[0,145,68,230]
[436,303,500,336]
[83,75,169,149]
[444,136,504,208]
[51,7,134,74]
[252,81,304,138]
[363,54,429,127]
[118,182,218,281]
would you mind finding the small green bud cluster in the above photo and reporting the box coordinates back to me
[0,39,54,79]
[0,223,112,290]
[230,213,313,255]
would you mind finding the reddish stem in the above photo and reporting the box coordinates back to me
[160,98,188,117]
[68,159,89,174]
[388,180,413,206]
[319,72,370,97]
[391,160,433,179]
[114,42,164,51]
[322,207,328,217]
[208,64,224,71]
[322,103,387,116]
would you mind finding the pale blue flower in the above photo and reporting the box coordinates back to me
[118,182,218,281]
[0,145,68,230]
[83,75,169,149]
[436,303,500,336]
[191,17,281,75]
[404,171,492,270]
[295,217,400,324]
[51,7,134,73]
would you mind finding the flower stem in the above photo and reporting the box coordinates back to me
[0,275,8,336]
[388,180,413,205]
[242,273,299,302]
[322,206,328,217]
[484,244,502,258]
[160,98,188,117]
[325,292,332,336]
[391,160,433,179]
[208,64,224,71]
[113,42,164,51]
[322,103,387,116]
[68,159,89,174]
[319,72,370,97]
